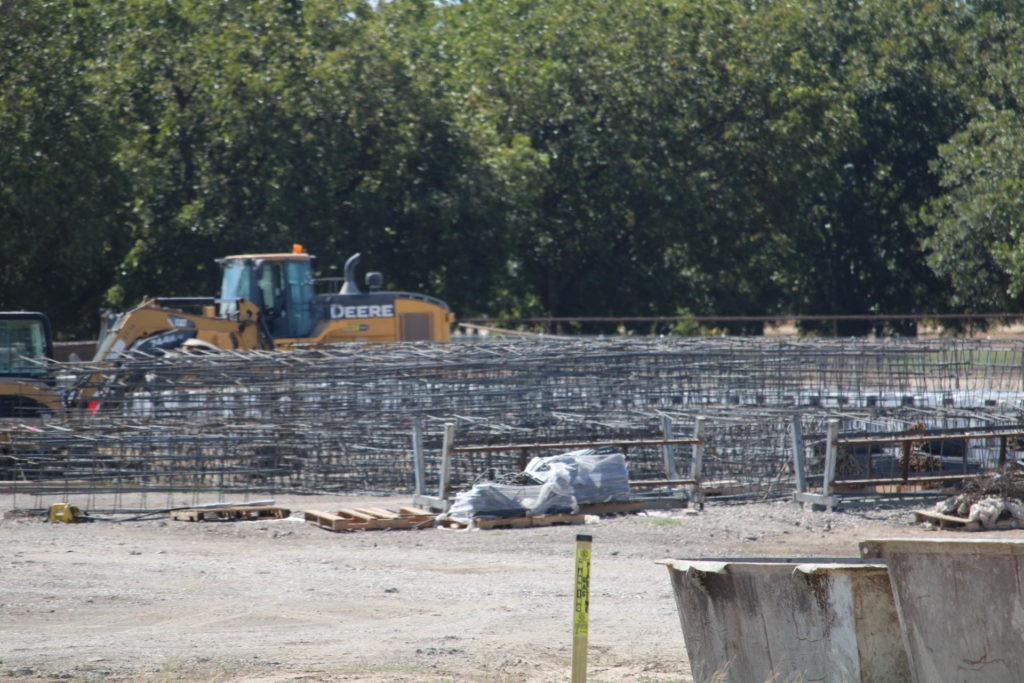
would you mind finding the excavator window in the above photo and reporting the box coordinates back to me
[282,260,314,338]
[219,261,250,318]
[0,315,51,376]
[218,256,314,339]
[257,263,281,315]
[256,262,290,338]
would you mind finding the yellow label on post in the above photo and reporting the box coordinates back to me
[573,544,591,636]
[572,534,593,683]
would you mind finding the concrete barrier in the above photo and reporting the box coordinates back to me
[861,538,1024,683]
[660,557,909,683]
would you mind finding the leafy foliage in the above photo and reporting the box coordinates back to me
[0,2,129,337]
[3,0,1024,337]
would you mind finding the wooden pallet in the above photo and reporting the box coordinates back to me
[304,506,434,532]
[170,505,291,522]
[442,512,586,530]
[914,509,1023,531]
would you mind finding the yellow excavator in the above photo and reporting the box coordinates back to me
[93,246,454,360]
[0,311,62,419]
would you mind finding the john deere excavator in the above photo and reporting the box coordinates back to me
[93,246,454,360]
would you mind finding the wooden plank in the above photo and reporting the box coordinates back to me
[530,513,586,527]
[399,506,432,516]
[170,509,201,522]
[468,513,585,530]
[474,516,532,529]
[360,507,400,519]
[171,505,290,522]
[304,509,346,531]
[874,482,946,494]
[833,474,968,488]
[361,511,431,531]
[371,517,430,530]
[336,508,376,521]
[305,507,435,532]
[444,496,687,519]
[913,509,1022,531]
[914,509,980,531]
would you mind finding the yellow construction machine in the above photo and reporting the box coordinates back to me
[93,246,454,360]
[0,311,62,419]
[0,312,62,480]
[92,297,270,360]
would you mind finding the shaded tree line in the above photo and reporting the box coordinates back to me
[2,0,1022,339]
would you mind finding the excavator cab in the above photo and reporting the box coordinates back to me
[0,311,60,418]
[217,249,315,340]
[0,312,52,377]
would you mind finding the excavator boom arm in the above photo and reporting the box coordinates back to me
[93,297,270,361]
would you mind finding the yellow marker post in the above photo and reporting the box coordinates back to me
[572,533,593,683]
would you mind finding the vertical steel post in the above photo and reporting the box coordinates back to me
[412,417,425,496]
[438,422,455,502]
[823,420,839,511]
[660,415,680,480]
[690,417,705,509]
[791,414,807,494]
[690,417,705,482]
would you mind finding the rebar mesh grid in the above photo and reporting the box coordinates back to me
[4,337,1024,510]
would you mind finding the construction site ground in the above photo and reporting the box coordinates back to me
[2,492,1015,683]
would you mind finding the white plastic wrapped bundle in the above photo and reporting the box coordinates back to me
[526,449,631,504]
[446,483,534,520]
[446,475,577,520]
[527,461,577,514]
[444,448,630,521]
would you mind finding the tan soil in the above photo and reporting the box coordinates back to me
[1,492,1016,682]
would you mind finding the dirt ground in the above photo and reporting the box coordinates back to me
[1,491,1017,683]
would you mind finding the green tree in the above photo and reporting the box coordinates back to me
[96,0,516,317]
[0,2,129,338]
[674,0,860,332]
[782,0,974,335]
[924,6,1024,316]
[438,0,859,332]
[926,109,1024,313]
[438,0,709,327]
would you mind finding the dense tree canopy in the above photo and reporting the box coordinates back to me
[0,0,1020,338]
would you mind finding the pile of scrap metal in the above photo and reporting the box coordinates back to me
[442,448,631,523]
[933,470,1024,529]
